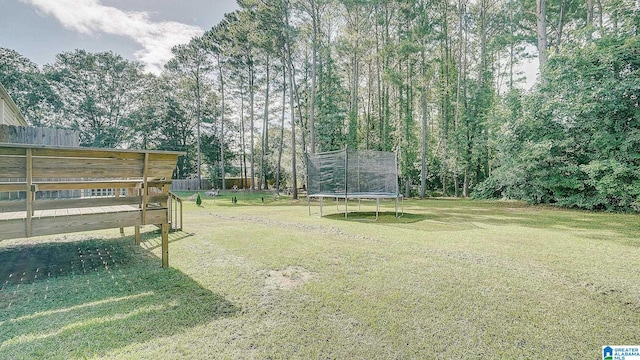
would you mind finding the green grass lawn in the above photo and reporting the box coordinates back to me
[1,195,640,359]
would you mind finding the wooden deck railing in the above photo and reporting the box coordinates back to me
[168,191,183,231]
[0,143,184,267]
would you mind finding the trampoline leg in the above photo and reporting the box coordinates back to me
[395,197,398,218]
[320,197,323,217]
[376,198,380,220]
[345,197,348,218]
[395,196,404,218]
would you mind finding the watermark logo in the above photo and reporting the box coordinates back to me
[603,346,640,360]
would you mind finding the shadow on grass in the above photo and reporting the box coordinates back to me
[0,237,238,359]
[138,230,195,251]
[323,199,640,241]
[324,211,427,224]
[405,199,640,241]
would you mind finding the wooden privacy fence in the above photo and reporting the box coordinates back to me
[169,178,262,191]
[0,143,184,267]
[0,124,80,146]
[170,179,211,191]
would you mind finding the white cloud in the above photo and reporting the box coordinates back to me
[22,0,203,74]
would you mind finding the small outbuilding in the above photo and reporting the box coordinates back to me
[0,82,28,126]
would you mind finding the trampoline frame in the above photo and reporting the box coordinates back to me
[308,192,404,220]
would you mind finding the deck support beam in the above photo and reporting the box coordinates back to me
[161,223,169,268]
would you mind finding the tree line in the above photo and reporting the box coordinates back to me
[1,0,639,211]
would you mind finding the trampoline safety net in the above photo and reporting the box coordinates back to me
[306,149,402,219]
[306,149,399,196]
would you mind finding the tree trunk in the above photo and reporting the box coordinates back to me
[366,58,373,150]
[596,0,603,31]
[218,54,226,190]
[309,1,319,154]
[420,49,428,199]
[285,6,298,200]
[260,56,270,190]
[463,169,469,197]
[454,0,466,197]
[537,0,548,69]
[249,64,255,191]
[349,24,359,149]
[441,0,451,196]
[557,0,567,48]
[240,82,248,189]
[382,2,391,151]
[291,62,307,156]
[289,58,297,199]
[195,72,202,190]
[276,68,286,195]
[375,9,383,150]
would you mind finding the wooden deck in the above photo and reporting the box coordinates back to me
[0,143,184,267]
[0,204,140,220]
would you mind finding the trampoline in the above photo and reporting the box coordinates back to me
[306,148,403,219]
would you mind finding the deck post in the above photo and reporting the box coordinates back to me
[162,184,170,229]
[135,226,141,245]
[115,188,125,236]
[180,196,183,231]
[141,152,149,225]
[161,223,169,267]
[26,148,33,237]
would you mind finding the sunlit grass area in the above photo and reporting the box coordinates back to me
[1,195,640,359]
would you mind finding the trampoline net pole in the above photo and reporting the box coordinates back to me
[344,147,348,218]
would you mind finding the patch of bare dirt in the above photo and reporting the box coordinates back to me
[262,266,314,290]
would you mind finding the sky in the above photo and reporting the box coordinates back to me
[0,0,240,74]
[0,0,538,87]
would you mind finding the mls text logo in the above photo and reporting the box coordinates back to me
[603,345,640,360]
